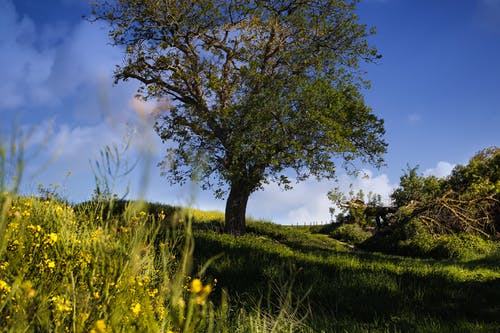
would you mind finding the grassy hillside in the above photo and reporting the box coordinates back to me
[2,196,498,332]
[192,218,500,332]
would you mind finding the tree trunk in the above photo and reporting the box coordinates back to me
[225,182,250,235]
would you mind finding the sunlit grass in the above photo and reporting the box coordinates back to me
[193,220,500,331]
[0,195,313,332]
[1,194,499,332]
[0,132,498,332]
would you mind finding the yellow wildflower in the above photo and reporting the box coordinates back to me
[52,296,72,313]
[190,279,203,293]
[95,319,107,332]
[195,284,211,305]
[0,280,11,294]
[55,205,64,215]
[91,229,102,241]
[21,281,36,298]
[120,226,130,233]
[46,259,56,270]
[7,239,22,251]
[130,303,141,317]
[201,284,212,296]
[7,222,19,232]
[45,233,58,245]
[148,288,158,297]
[27,224,43,233]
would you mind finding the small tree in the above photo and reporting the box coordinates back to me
[391,165,442,207]
[91,0,387,234]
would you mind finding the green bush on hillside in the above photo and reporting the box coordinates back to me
[359,146,500,259]
[330,223,372,245]
[361,217,499,260]
[431,233,497,260]
[361,218,436,257]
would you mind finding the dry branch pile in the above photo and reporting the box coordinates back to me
[410,191,499,238]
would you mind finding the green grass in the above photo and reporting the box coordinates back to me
[191,218,500,332]
[1,196,499,332]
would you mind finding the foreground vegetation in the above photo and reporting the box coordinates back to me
[1,133,498,331]
[1,195,499,332]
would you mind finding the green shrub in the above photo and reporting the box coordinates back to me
[396,218,437,257]
[431,234,497,260]
[330,223,372,245]
[361,218,437,257]
[362,217,500,260]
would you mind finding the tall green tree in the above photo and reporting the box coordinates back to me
[91,0,387,234]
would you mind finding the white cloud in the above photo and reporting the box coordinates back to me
[247,170,396,225]
[0,0,55,109]
[45,22,121,98]
[0,0,134,121]
[248,179,333,225]
[20,115,163,200]
[423,161,455,178]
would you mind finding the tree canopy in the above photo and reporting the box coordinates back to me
[91,0,387,234]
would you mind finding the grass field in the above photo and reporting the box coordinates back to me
[1,196,498,332]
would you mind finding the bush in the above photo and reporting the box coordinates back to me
[330,223,372,245]
[431,234,497,260]
[361,217,500,260]
[361,218,438,257]
[396,218,437,257]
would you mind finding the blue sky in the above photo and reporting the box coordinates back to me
[1,0,499,224]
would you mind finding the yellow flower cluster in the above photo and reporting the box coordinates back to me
[130,302,141,317]
[51,295,72,313]
[21,281,36,298]
[8,201,32,219]
[27,224,43,235]
[0,262,9,271]
[190,209,224,223]
[45,233,58,245]
[90,319,108,333]
[189,279,212,306]
[0,280,11,295]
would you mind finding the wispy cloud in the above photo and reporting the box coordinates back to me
[248,179,333,224]
[423,161,455,178]
[21,118,163,201]
[248,170,396,225]
[0,0,136,122]
[0,0,54,109]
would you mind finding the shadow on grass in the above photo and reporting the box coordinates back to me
[193,229,500,331]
